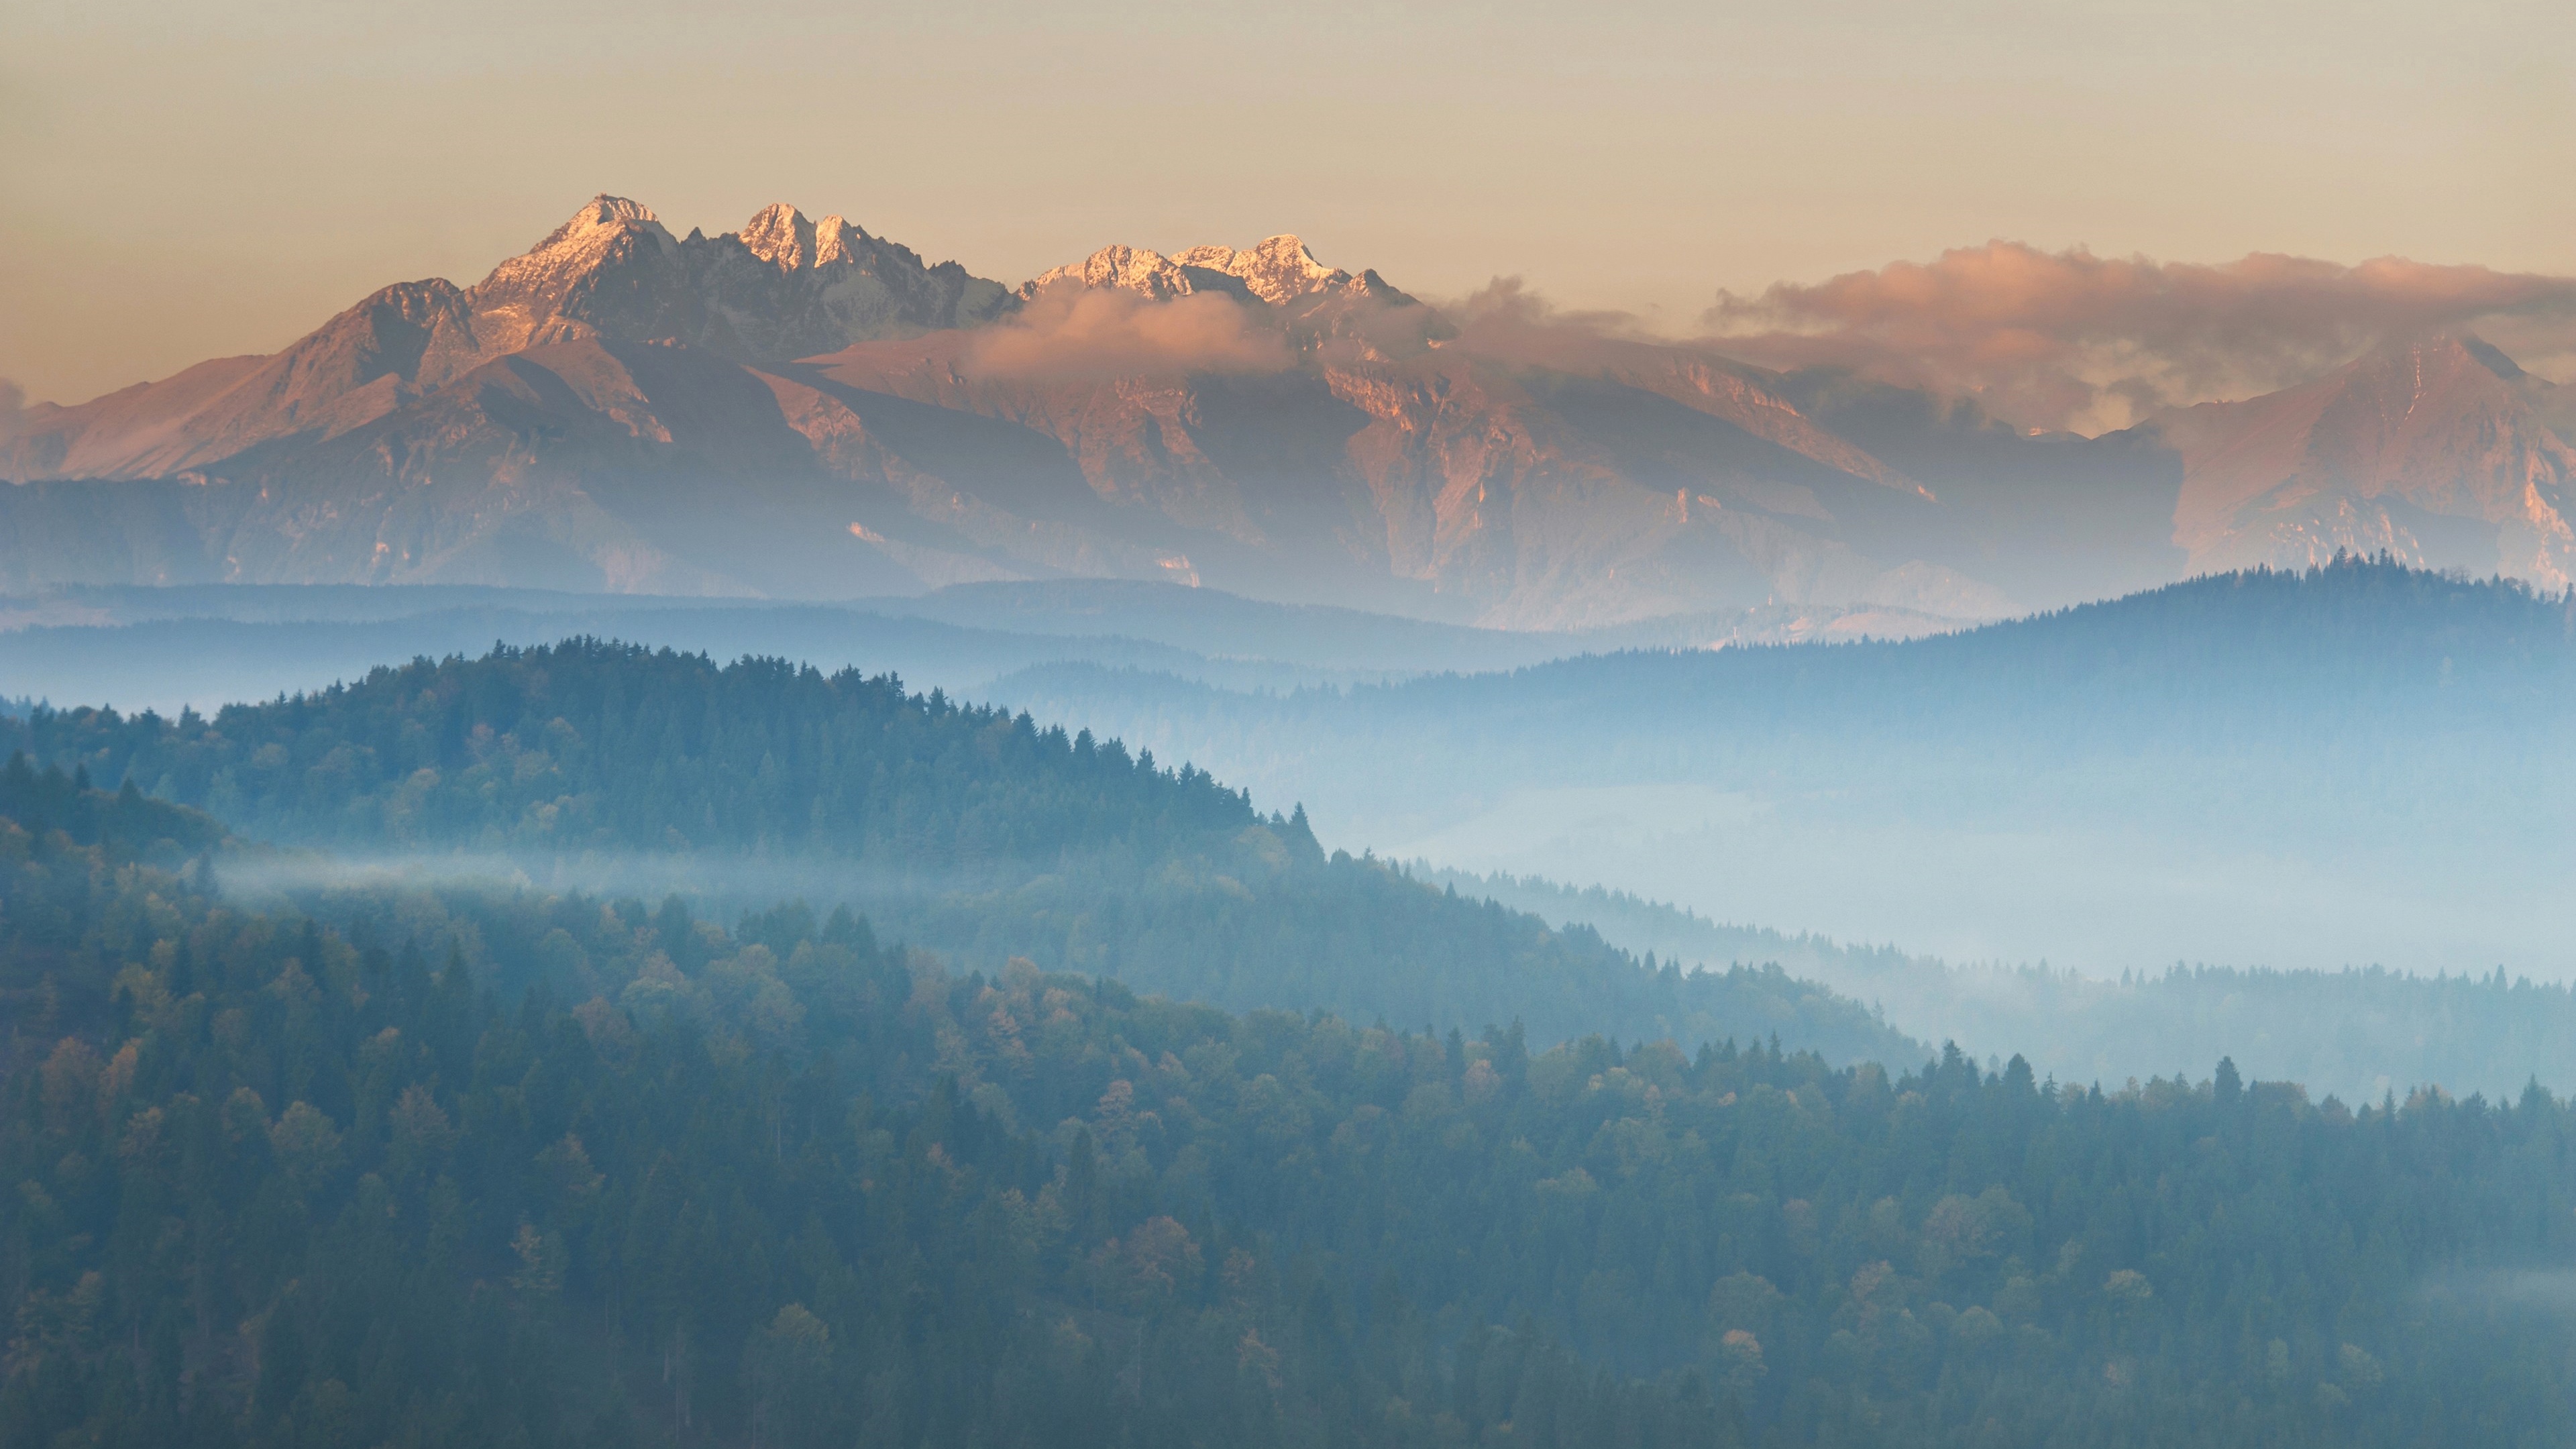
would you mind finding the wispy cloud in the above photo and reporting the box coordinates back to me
[1703,242,2576,433]
[965,284,1293,381]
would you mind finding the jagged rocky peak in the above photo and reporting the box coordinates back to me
[1024,244,1201,301]
[736,203,874,272]
[1171,235,1350,305]
[480,195,676,292]
[452,193,1009,360]
[739,203,816,270]
[1022,234,1415,309]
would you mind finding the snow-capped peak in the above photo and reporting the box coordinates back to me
[481,195,675,293]
[739,204,877,271]
[814,215,869,266]
[1171,235,1348,305]
[1022,245,1199,301]
[739,203,818,271]
[1022,235,1382,307]
[536,195,666,251]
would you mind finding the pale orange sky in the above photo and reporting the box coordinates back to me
[3,0,2570,407]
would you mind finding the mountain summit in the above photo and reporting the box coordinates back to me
[3,198,2569,616]
[0,197,1010,482]
[464,195,1010,366]
[1024,233,1411,309]
[2148,331,2576,586]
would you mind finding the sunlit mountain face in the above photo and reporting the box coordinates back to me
[9,196,2568,625]
[10,191,2576,1449]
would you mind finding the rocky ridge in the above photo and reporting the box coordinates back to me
[2147,333,2576,586]
[1021,233,1409,309]
[0,197,1009,482]
[5,195,2571,620]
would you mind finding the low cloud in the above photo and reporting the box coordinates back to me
[0,378,23,419]
[1703,242,2576,434]
[1430,276,1690,372]
[1451,276,1645,341]
[966,284,1294,381]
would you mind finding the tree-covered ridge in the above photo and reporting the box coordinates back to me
[1407,555,2576,729]
[0,753,224,861]
[997,555,2576,792]
[6,818,2574,1448]
[894,855,1917,1069]
[0,642,1919,1065]
[981,554,2576,998]
[5,641,1258,865]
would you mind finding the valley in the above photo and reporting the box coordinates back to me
[9,158,2576,1448]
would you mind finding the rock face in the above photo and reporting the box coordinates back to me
[2145,335,2576,586]
[0,203,2013,622]
[1023,234,1401,309]
[0,197,1010,483]
[803,238,2005,625]
[8,198,2568,621]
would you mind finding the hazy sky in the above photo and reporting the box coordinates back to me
[4,0,2570,407]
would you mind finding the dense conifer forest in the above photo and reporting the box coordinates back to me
[0,646,1913,1065]
[5,784,2575,1448]
[8,591,2576,1448]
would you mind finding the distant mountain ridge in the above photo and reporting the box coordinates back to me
[983,559,2576,979]
[1,197,1008,485]
[5,195,2571,616]
[2146,332,2576,586]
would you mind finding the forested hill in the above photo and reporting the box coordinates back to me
[1157,557,2576,749]
[7,813,2575,1448]
[6,642,1260,867]
[0,642,1917,1065]
[992,555,2576,859]
[0,753,225,861]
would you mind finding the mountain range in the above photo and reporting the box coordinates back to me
[5,196,2571,625]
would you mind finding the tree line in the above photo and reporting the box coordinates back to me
[5,783,2573,1447]
[0,643,1915,1064]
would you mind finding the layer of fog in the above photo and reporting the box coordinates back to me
[214,847,1044,917]
[966,672,2576,987]
[2420,1271,2576,1314]
[22,578,2573,1106]
[24,585,2563,991]
[1405,859,2571,1106]
[0,600,1381,717]
[0,582,1958,716]
[1368,781,2571,979]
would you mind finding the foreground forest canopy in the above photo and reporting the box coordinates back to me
[5,794,2574,1448]
[0,644,1914,1065]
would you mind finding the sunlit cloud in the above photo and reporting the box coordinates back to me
[1702,242,2576,434]
[964,284,1294,381]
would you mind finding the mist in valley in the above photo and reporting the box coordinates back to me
[14,9,2576,1438]
[11,563,2576,1449]
[16,561,2571,1104]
